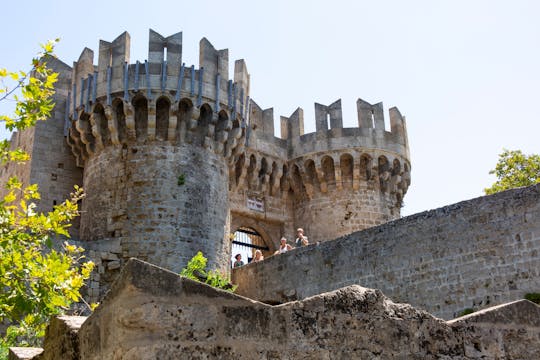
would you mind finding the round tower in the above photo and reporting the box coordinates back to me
[229,97,411,247]
[66,30,247,273]
[283,99,411,243]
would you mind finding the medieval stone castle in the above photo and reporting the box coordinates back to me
[5,30,540,359]
[1,29,410,292]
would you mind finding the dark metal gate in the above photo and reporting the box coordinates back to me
[231,227,269,264]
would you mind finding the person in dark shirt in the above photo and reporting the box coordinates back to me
[295,228,309,247]
[233,253,244,267]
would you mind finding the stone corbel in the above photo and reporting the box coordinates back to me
[89,109,104,151]
[105,105,120,145]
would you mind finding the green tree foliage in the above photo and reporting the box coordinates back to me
[180,252,236,292]
[484,149,540,195]
[0,41,94,357]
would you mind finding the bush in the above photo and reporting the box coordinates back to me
[180,252,236,292]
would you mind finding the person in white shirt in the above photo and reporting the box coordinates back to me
[274,237,293,254]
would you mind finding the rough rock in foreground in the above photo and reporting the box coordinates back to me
[12,259,540,359]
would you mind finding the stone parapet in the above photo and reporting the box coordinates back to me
[233,183,540,319]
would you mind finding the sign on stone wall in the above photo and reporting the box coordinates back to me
[247,197,265,212]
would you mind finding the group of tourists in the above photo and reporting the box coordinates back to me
[233,249,264,267]
[232,228,309,268]
[274,228,309,254]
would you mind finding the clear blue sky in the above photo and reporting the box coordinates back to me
[1,0,539,216]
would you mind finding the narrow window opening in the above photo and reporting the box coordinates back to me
[57,163,64,169]
[326,112,331,129]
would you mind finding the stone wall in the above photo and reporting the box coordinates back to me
[0,57,83,237]
[28,57,83,226]
[18,259,540,360]
[233,184,540,319]
[81,143,231,274]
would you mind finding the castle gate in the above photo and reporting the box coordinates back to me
[230,227,270,265]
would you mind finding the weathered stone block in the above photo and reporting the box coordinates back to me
[107,260,121,270]
[8,347,43,360]
[100,252,118,261]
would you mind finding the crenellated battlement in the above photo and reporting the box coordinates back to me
[248,97,408,157]
[243,97,410,199]
[70,30,250,117]
[63,30,253,167]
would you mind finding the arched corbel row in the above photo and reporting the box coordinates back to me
[65,127,84,167]
[68,123,89,163]
[75,111,96,157]
[224,125,242,159]
[66,91,246,171]
[401,163,411,194]
[214,110,231,155]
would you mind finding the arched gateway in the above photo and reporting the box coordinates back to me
[230,226,271,265]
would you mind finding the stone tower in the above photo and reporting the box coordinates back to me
[230,100,410,248]
[0,29,411,297]
[65,30,247,273]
